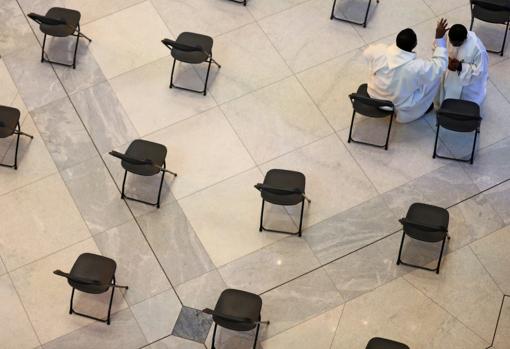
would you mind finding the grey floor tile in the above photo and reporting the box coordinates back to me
[304,196,399,264]
[137,201,215,286]
[0,0,38,56]
[261,269,344,339]
[62,155,132,235]
[42,309,147,349]
[493,296,510,349]
[31,97,97,171]
[484,180,510,225]
[176,270,226,310]
[219,237,320,295]
[172,307,212,344]
[94,220,171,305]
[70,81,138,154]
[131,289,182,343]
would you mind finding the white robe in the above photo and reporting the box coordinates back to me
[364,39,448,123]
[439,31,489,106]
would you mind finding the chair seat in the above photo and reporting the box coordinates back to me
[437,99,481,132]
[69,253,116,294]
[41,7,81,37]
[121,139,167,176]
[404,203,449,242]
[353,84,394,118]
[171,32,213,64]
[261,169,305,206]
[473,1,510,23]
[366,337,410,349]
[213,289,262,332]
[0,106,20,138]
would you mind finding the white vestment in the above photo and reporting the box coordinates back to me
[364,38,448,123]
[439,31,489,106]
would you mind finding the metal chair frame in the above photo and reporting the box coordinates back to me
[470,0,510,56]
[330,0,379,28]
[0,122,33,170]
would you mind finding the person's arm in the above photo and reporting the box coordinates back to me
[417,19,449,84]
[457,49,486,85]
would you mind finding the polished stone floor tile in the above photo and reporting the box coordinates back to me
[0,173,90,271]
[0,274,40,349]
[70,81,139,154]
[202,23,292,104]
[259,0,364,72]
[0,58,18,105]
[179,168,290,267]
[62,156,133,235]
[10,239,127,344]
[94,220,171,305]
[172,307,213,343]
[148,335,205,349]
[340,118,450,193]
[404,247,503,342]
[485,180,510,225]
[261,269,344,339]
[493,297,510,349]
[204,324,263,349]
[247,0,309,20]
[152,0,253,38]
[110,57,216,137]
[176,270,226,310]
[304,196,399,264]
[0,0,38,56]
[31,97,97,171]
[0,116,57,197]
[131,289,182,343]
[82,1,170,79]
[42,308,146,349]
[471,226,510,295]
[147,107,254,199]
[488,48,510,100]
[297,49,367,131]
[137,201,214,286]
[219,237,320,295]
[0,259,5,276]
[3,44,67,111]
[331,277,488,349]
[261,305,343,349]
[261,135,377,228]
[222,77,332,164]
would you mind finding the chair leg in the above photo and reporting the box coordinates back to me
[436,237,447,274]
[121,170,127,199]
[156,164,166,208]
[384,113,394,150]
[211,323,218,349]
[170,58,177,89]
[259,199,265,232]
[69,288,75,314]
[203,59,213,96]
[433,124,440,159]
[396,231,405,265]
[501,21,510,56]
[347,110,356,143]
[298,199,305,237]
[330,0,338,20]
[470,15,474,31]
[470,129,479,165]
[13,123,21,170]
[107,276,116,325]
[362,0,372,28]
[253,323,261,349]
[72,26,80,69]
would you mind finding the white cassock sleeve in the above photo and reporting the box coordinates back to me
[416,38,448,86]
[458,49,484,86]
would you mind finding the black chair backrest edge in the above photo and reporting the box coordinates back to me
[161,38,204,53]
[109,150,154,166]
[203,308,255,324]
[349,92,394,110]
[53,269,103,286]
[399,218,448,232]
[27,12,67,26]
[471,0,510,11]
[254,183,303,195]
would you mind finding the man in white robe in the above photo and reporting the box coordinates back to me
[439,24,489,106]
[363,19,449,123]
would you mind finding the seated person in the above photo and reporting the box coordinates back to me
[363,19,449,123]
[439,24,489,106]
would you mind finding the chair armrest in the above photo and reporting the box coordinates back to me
[27,13,67,26]
[53,269,103,286]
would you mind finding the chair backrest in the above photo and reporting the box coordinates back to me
[471,0,510,12]
[27,12,67,26]
[254,183,303,196]
[109,150,153,166]
[399,218,447,233]
[161,38,203,53]
[349,92,394,118]
[53,269,102,286]
[437,102,481,133]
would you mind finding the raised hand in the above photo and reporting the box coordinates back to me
[436,18,449,39]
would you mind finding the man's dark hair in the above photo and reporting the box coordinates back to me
[449,24,468,44]
[396,28,417,52]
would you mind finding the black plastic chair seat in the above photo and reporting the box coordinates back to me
[403,203,449,242]
[0,106,20,138]
[366,337,410,349]
[437,99,481,132]
[171,32,213,64]
[351,84,394,118]
[41,7,81,37]
[213,289,262,332]
[261,169,305,206]
[121,140,167,176]
[68,253,116,294]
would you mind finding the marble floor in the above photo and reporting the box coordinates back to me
[1,0,510,348]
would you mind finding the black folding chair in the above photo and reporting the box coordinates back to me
[433,99,482,165]
[366,337,410,349]
[255,169,311,237]
[348,84,395,150]
[53,253,128,325]
[0,106,33,170]
[162,33,221,96]
[203,289,269,349]
[109,139,177,208]
[470,0,510,56]
[397,203,450,274]
[331,0,379,27]
[28,8,92,69]
[227,0,247,5]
